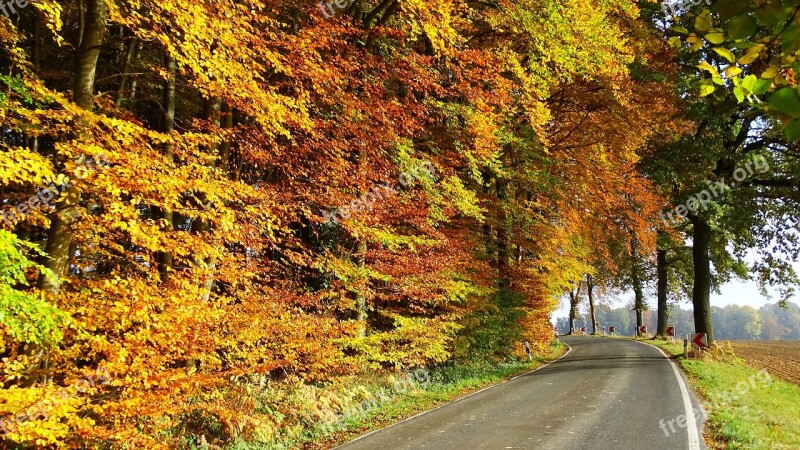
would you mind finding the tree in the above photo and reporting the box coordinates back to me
[0,0,691,445]
[669,0,800,140]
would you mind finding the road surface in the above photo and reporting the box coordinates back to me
[337,336,706,449]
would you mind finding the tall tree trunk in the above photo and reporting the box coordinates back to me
[156,52,176,282]
[496,178,509,289]
[481,169,494,258]
[193,97,221,302]
[37,0,106,295]
[352,135,368,336]
[690,215,714,345]
[354,239,368,337]
[31,15,41,67]
[630,236,644,335]
[568,287,580,335]
[587,274,597,335]
[656,243,669,337]
[114,37,139,109]
[219,103,234,171]
[28,0,105,388]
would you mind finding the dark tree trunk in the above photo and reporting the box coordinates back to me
[587,274,597,335]
[192,97,221,302]
[568,287,581,335]
[628,235,647,336]
[690,215,714,345]
[156,52,176,282]
[481,169,494,258]
[496,178,509,289]
[114,37,139,109]
[37,0,106,295]
[656,245,669,337]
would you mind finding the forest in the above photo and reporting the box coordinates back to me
[557,301,800,340]
[1,0,799,447]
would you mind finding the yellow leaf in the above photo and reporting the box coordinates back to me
[761,66,779,79]
[725,66,743,77]
[705,31,725,45]
[712,47,735,63]
[700,84,716,97]
[695,10,713,33]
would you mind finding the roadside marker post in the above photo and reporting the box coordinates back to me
[683,336,689,359]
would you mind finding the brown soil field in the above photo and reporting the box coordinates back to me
[724,340,800,386]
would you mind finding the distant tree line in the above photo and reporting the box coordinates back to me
[556,302,800,341]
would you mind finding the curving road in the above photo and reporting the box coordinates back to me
[337,336,706,450]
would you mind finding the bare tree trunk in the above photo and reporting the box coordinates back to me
[31,15,41,67]
[690,215,714,345]
[27,0,105,388]
[481,169,494,258]
[568,286,581,335]
[496,178,509,289]
[156,52,176,282]
[587,274,597,335]
[114,37,140,109]
[193,97,221,302]
[630,237,644,336]
[37,0,106,295]
[656,242,669,337]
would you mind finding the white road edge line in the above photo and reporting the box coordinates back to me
[635,340,702,450]
[334,339,574,448]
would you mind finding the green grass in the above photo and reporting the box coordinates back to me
[228,342,566,449]
[646,338,800,449]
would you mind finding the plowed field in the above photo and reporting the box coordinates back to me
[725,340,800,386]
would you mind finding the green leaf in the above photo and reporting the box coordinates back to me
[752,78,773,95]
[769,87,800,117]
[741,74,758,93]
[733,86,745,102]
[712,0,752,21]
[784,119,800,140]
[781,26,800,55]
[727,15,757,41]
[754,2,788,27]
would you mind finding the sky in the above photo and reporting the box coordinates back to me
[552,261,800,322]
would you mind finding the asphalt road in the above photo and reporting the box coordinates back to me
[337,336,706,450]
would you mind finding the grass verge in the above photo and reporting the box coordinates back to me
[229,341,566,449]
[644,338,800,449]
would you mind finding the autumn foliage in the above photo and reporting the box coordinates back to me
[0,0,678,447]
